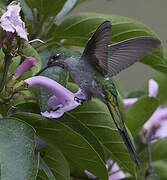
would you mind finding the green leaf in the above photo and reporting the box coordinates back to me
[153,161,167,180]
[152,72,167,104]
[20,43,41,79]
[58,112,105,161]
[0,118,37,180]
[125,97,159,137]
[55,13,167,74]
[56,0,78,20]
[39,157,56,180]
[55,13,158,44]
[42,82,106,161]
[7,102,40,115]
[38,147,70,180]
[25,0,67,17]
[139,137,167,163]
[11,112,108,180]
[9,56,21,74]
[70,99,136,174]
[0,104,9,117]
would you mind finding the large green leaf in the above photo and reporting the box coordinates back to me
[38,157,56,180]
[37,147,70,180]
[8,102,40,115]
[0,118,37,180]
[152,72,167,104]
[70,99,136,174]
[58,111,105,161]
[125,97,159,137]
[11,112,108,180]
[54,13,167,74]
[2,115,70,180]
[25,0,67,17]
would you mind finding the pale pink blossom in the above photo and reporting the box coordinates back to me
[24,76,84,118]
[85,160,126,180]
[124,79,167,140]
[0,1,28,41]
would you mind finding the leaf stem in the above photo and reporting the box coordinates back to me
[145,137,154,179]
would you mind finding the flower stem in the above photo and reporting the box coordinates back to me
[0,54,12,92]
[145,137,158,179]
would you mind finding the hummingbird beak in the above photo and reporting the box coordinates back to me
[35,65,50,76]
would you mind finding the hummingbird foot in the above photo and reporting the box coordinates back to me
[74,96,85,104]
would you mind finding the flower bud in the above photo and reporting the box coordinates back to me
[14,57,36,78]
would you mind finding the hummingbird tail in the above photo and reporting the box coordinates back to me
[106,101,141,169]
[119,125,141,169]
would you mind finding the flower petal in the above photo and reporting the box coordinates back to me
[84,170,97,179]
[25,76,75,105]
[148,79,159,97]
[107,160,126,180]
[42,100,80,119]
[25,76,82,118]
[75,89,87,100]
[144,107,161,131]
[156,120,167,138]
[41,110,64,119]
[47,96,61,109]
[0,2,28,40]
[123,98,138,108]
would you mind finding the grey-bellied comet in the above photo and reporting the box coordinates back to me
[36,21,161,168]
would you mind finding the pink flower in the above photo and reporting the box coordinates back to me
[107,160,126,180]
[14,57,36,79]
[123,98,138,108]
[0,1,28,41]
[84,160,126,180]
[24,76,84,118]
[124,79,167,140]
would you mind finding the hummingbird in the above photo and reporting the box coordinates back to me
[36,21,161,168]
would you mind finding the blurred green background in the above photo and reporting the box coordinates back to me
[71,0,167,91]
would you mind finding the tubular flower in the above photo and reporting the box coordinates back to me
[124,79,167,140]
[84,160,126,180]
[14,57,36,79]
[24,76,84,118]
[107,160,126,180]
[0,1,28,41]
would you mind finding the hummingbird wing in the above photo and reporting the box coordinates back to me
[107,37,161,76]
[82,21,111,73]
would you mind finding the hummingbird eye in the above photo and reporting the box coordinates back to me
[52,53,60,60]
[48,53,61,66]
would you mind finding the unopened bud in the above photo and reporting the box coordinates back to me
[14,57,36,79]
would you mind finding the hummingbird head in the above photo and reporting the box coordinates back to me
[47,52,66,69]
[35,47,80,76]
